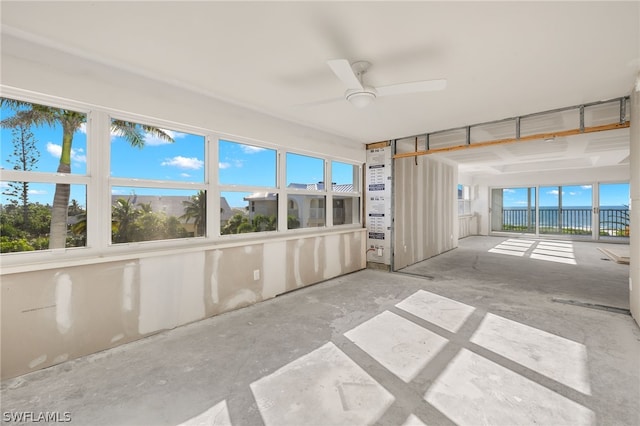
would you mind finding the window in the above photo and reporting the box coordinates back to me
[1,92,364,259]
[286,153,324,190]
[287,195,325,229]
[331,161,360,226]
[220,191,278,234]
[110,118,206,243]
[218,140,278,234]
[286,153,326,229]
[219,140,276,187]
[458,184,471,216]
[1,98,89,252]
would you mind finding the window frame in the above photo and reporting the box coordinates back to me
[458,184,472,216]
[0,88,364,268]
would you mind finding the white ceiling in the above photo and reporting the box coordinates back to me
[1,1,639,172]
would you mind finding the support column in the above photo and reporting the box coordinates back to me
[630,74,640,325]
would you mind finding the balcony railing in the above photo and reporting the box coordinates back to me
[500,207,629,236]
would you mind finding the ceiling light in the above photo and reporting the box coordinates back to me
[346,90,376,108]
[544,137,556,143]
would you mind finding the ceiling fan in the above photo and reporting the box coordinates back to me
[326,59,447,108]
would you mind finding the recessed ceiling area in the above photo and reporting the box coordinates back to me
[1,1,638,146]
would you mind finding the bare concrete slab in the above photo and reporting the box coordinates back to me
[1,236,638,425]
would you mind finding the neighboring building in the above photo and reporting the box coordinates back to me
[245,183,355,228]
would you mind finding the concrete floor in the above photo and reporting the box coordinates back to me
[1,236,639,425]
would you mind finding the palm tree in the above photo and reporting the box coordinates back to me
[180,190,206,237]
[0,98,174,248]
[111,198,142,243]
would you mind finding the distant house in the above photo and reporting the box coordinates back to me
[244,182,355,228]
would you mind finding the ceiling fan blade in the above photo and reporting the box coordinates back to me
[293,96,344,107]
[327,59,363,90]
[375,79,447,97]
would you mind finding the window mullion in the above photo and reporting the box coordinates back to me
[278,150,287,232]
[89,110,110,250]
[209,135,220,238]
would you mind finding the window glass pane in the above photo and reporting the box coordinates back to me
[286,153,324,190]
[333,196,359,225]
[458,185,471,215]
[220,191,277,235]
[110,187,205,243]
[1,182,87,252]
[110,120,205,182]
[287,195,325,229]
[1,98,87,175]
[218,140,276,187]
[331,161,356,190]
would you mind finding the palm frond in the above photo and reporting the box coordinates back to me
[1,105,60,129]
[142,125,174,144]
[111,120,146,148]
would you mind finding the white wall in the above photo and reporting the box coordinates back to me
[1,34,364,163]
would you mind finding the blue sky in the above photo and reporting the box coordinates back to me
[1,106,355,208]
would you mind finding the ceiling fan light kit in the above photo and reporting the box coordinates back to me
[346,89,376,108]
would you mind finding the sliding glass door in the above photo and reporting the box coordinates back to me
[491,187,536,233]
[598,183,630,239]
[491,183,628,240]
[539,185,592,236]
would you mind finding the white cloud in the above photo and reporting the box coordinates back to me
[28,189,47,195]
[581,185,592,189]
[144,132,174,146]
[46,142,62,158]
[46,142,86,163]
[547,190,563,196]
[110,127,182,145]
[241,145,266,154]
[569,192,578,196]
[503,189,516,193]
[180,173,191,177]
[161,156,203,170]
[219,162,231,169]
[111,189,128,195]
[144,129,188,145]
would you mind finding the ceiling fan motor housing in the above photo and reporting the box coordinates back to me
[346,87,377,108]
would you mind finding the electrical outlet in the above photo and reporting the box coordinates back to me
[253,270,260,281]
[377,247,383,256]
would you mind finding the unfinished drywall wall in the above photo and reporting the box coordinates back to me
[630,75,640,325]
[0,230,366,379]
[393,155,457,270]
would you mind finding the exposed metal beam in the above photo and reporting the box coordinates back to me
[393,121,630,159]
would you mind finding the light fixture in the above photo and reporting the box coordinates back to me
[346,89,376,108]
[544,137,556,143]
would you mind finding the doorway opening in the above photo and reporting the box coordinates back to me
[491,183,629,240]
